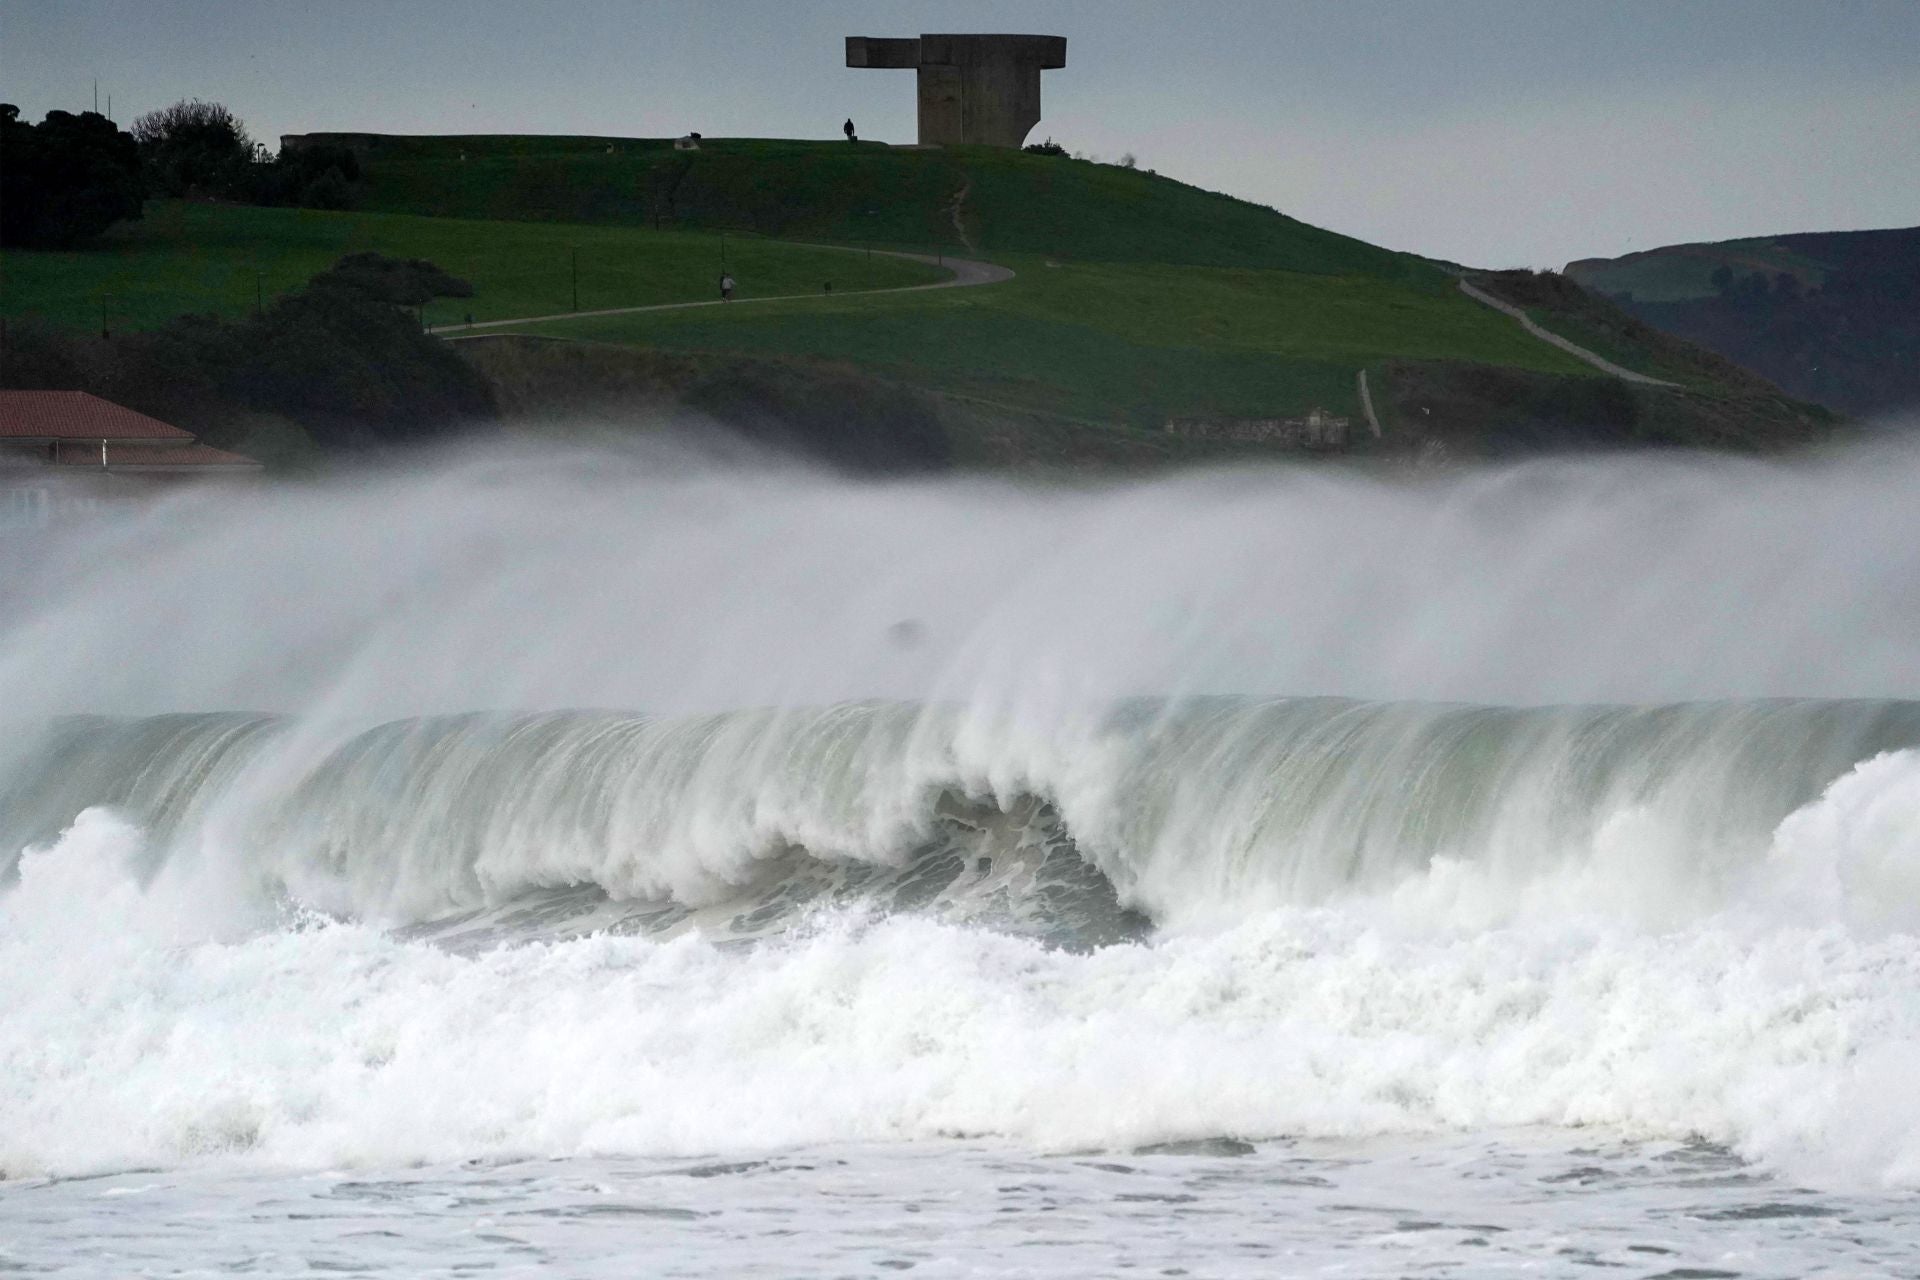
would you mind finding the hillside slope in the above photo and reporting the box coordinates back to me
[301,133,1426,279]
[1566,226,1920,417]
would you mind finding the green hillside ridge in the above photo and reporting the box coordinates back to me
[1565,236,1834,304]
[1564,226,1920,417]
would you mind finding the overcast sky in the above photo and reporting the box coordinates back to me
[7,0,1917,267]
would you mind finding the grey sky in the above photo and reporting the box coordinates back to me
[6,0,1917,267]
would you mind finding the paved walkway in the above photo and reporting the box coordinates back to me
[430,247,1013,336]
[1457,280,1676,387]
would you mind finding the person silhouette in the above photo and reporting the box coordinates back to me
[843,118,857,143]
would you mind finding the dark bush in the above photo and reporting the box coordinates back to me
[235,282,492,446]
[1023,137,1069,157]
[0,104,144,247]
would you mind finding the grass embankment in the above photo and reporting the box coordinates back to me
[0,199,945,332]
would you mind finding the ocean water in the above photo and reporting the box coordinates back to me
[4,438,1920,1276]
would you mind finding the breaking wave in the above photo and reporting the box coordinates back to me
[3,696,1919,943]
[5,439,1920,1186]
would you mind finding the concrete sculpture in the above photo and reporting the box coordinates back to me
[846,34,1066,148]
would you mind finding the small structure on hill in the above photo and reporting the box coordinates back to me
[0,391,261,525]
[846,33,1066,148]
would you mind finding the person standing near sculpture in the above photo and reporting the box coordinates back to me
[719,272,735,302]
[843,117,857,142]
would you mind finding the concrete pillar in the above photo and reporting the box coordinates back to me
[846,34,1067,148]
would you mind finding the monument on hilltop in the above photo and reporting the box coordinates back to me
[846,34,1067,148]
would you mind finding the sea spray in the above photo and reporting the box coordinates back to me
[4,437,1920,1191]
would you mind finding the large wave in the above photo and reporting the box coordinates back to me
[2,696,1917,938]
[4,438,1920,1185]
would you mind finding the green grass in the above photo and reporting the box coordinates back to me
[5,135,1668,440]
[344,134,1426,277]
[512,253,1590,428]
[0,200,946,332]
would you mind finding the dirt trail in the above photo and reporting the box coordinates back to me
[947,178,978,253]
[1356,370,1383,437]
[1457,280,1677,387]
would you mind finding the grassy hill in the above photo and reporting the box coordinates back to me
[326,132,1649,441]
[4,130,1843,465]
[517,255,1582,430]
[322,133,1420,277]
[1565,226,1920,417]
[0,200,944,332]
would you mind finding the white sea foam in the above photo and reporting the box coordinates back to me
[5,762,1920,1189]
[4,440,1920,1199]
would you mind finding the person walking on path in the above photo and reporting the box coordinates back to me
[843,118,857,142]
[719,272,736,302]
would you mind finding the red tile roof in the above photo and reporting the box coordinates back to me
[51,441,263,470]
[0,390,198,442]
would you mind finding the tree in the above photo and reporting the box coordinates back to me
[131,98,253,196]
[235,262,492,445]
[237,142,363,209]
[0,104,145,248]
[0,252,494,452]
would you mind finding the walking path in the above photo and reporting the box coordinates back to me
[1457,280,1677,387]
[430,247,1013,337]
[1356,369,1383,438]
[947,179,978,253]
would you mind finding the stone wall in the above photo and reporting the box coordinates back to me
[1164,409,1352,449]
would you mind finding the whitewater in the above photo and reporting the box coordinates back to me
[4,437,1920,1276]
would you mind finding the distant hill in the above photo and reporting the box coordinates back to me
[1566,227,1920,418]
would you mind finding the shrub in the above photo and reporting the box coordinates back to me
[310,252,473,307]
[1022,137,1068,157]
[0,104,144,247]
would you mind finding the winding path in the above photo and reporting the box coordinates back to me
[1457,280,1676,387]
[429,248,1013,336]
